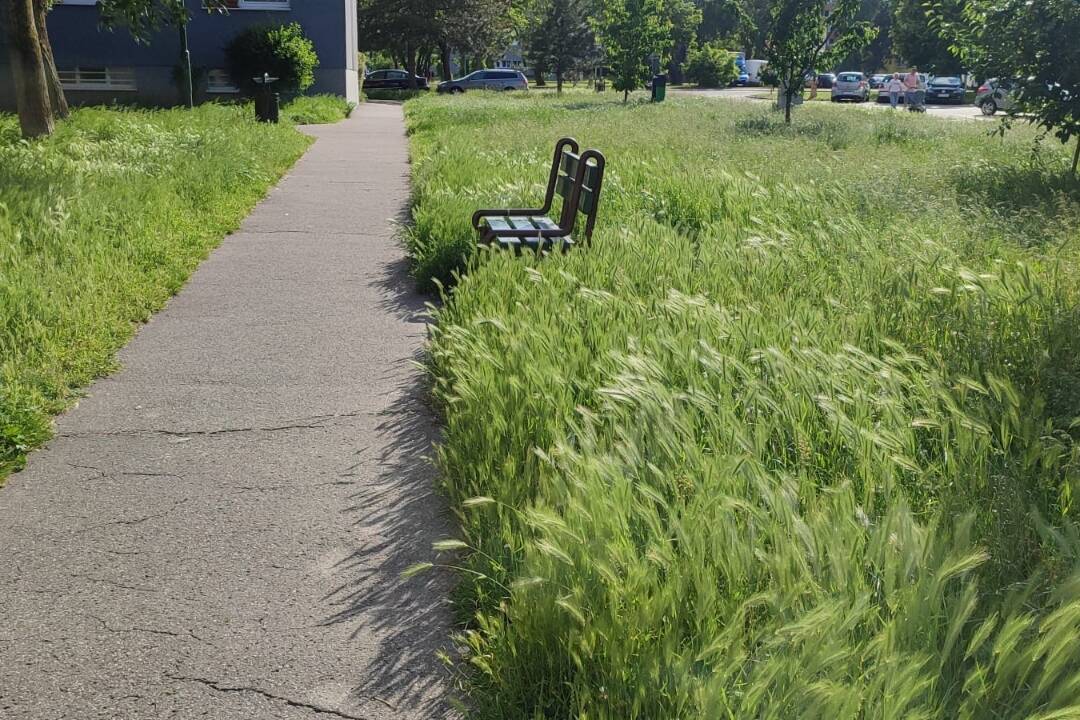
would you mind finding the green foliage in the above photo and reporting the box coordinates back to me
[940,0,1080,174]
[892,0,964,74]
[593,0,673,100]
[765,0,877,122]
[0,104,309,478]
[404,91,1080,718]
[526,0,597,91]
[225,22,319,96]
[685,42,739,87]
[282,95,354,124]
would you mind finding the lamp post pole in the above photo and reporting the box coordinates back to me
[178,2,193,108]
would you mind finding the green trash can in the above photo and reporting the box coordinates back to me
[651,74,667,102]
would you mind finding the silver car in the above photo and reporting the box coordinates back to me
[437,69,529,94]
[975,78,1016,115]
[831,71,868,102]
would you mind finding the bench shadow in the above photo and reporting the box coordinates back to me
[321,256,461,718]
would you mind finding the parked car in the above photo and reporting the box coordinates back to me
[868,73,889,90]
[363,69,428,91]
[975,78,1016,115]
[437,69,529,93]
[831,71,868,102]
[816,73,836,89]
[925,76,965,104]
[734,70,751,86]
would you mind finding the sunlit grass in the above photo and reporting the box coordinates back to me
[0,103,312,478]
[282,94,355,124]
[406,93,1080,717]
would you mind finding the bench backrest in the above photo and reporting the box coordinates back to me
[553,146,606,244]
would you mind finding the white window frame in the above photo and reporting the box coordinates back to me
[206,69,239,94]
[58,67,137,91]
[235,0,291,9]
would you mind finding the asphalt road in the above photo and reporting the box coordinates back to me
[0,104,456,719]
[677,86,992,122]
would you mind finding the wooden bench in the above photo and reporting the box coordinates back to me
[471,137,605,253]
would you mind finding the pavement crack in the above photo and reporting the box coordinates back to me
[69,574,154,592]
[82,614,208,644]
[57,411,371,441]
[167,675,369,719]
[79,499,188,533]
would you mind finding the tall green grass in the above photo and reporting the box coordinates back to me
[406,94,1080,717]
[282,93,355,124]
[0,104,311,477]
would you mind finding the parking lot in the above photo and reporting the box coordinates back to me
[677,86,991,122]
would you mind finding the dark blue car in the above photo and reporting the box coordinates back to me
[926,76,965,104]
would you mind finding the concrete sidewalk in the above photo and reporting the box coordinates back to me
[0,104,455,719]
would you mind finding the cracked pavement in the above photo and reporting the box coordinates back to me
[0,104,456,719]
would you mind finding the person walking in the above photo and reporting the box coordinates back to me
[886,73,904,108]
[904,67,920,107]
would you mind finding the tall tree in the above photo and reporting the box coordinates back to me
[6,0,215,138]
[527,0,595,93]
[836,0,893,73]
[3,0,53,138]
[764,0,876,123]
[34,1,67,118]
[594,0,671,102]
[892,0,963,73]
[939,0,1080,175]
[698,0,750,48]
[357,0,441,86]
[663,0,700,84]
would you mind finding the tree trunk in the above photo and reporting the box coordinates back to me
[533,64,546,87]
[439,42,452,81]
[623,88,628,103]
[3,0,53,138]
[405,43,418,89]
[1073,137,1079,176]
[556,67,562,94]
[33,0,67,118]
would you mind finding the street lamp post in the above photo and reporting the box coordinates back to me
[179,21,194,109]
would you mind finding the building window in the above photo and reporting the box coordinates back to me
[219,0,291,9]
[58,67,137,91]
[207,69,239,94]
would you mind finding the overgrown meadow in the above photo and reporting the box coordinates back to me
[405,92,1080,717]
[0,102,319,477]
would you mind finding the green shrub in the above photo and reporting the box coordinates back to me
[225,22,319,96]
[685,43,739,88]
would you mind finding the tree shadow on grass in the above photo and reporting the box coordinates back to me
[949,159,1080,244]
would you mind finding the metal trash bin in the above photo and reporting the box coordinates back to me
[651,74,667,102]
[252,73,280,123]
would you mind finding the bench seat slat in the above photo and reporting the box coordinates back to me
[531,215,559,230]
[484,217,514,232]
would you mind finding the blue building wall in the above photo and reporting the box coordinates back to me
[0,0,358,109]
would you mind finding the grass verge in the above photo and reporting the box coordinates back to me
[406,93,1080,717]
[0,103,312,479]
[282,94,355,124]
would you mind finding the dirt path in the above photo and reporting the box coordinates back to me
[0,103,456,719]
